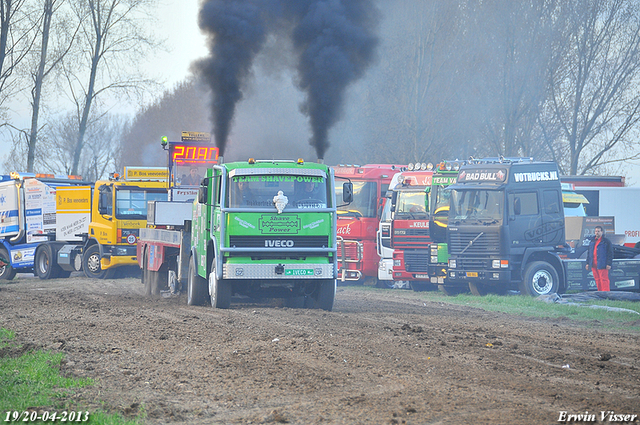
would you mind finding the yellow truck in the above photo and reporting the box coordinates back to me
[34,167,168,279]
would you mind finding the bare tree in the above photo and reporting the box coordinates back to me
[544,0,640,175]
[25,0,77,172]
[22,111,125,179]
[355,1,468,165]
[62,0,157,175]
[0,0,35,109]
[461,0,561,158]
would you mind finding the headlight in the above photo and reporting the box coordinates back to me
[394,259,401,267]
[115,247,128,256]
[431,256,438,263]
[448,259,456,268]
[492,260,501,269]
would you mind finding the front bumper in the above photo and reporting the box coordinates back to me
[100,245,139,270]
[223,263,335,280]
[447,268,512,283]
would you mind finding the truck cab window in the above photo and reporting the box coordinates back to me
[508,192,539,216]
[115,189,167,219]
[543,190,560,214]
[337,181,377,217]
[229,175,327,209]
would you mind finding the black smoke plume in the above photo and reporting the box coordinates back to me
[195,1,268,157]
[196,0,378,160]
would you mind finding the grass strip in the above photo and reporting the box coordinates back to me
[0,329,142,424]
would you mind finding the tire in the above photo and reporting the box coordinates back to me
[141,248,149,288]
[82,245,116,279]
[148,267,168,298]
[520,261,560,296]
[143,248,166,298]
[438,284,465,296]
[410,282,434,292]
[311,279,336,311]
[0,246,17,281]
[376,280,395,289]
[284,296,306,308]
[35,245,60,280]
[187,255,207,306]
[209,260,231,309]
[468,282,488,296]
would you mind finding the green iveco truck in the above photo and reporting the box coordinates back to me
[138,158,352,310]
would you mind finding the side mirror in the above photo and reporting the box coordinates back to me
[98,189,110,215]
[342,182,353,203]
[98,199,108,215]
[198,182,208,204]
[514,197,521,216]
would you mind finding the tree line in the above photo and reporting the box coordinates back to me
[3,0,640,179]
[0,0,156,181]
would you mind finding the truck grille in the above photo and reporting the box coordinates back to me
[393,229,431,249]
[229,235,329,248]
[403,251,429,272]
[337,241,361,261]
[449,232,500,255]
[457,258,490,269]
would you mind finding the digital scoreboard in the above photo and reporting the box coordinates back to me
[170,144,219,165]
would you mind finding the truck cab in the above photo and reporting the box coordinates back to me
[333,164,401,285]
[186,159,352,310]
[32,168,168,280]
[444,159,566,296]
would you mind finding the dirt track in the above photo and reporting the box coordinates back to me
[1,275,639,424]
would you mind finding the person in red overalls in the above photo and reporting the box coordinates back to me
[585,225,613,291]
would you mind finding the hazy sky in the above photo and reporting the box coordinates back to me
[149,1,208,90]
[3,0,640,184]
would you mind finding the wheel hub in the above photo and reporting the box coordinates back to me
[87,255,101,273]
[532,270,552,293]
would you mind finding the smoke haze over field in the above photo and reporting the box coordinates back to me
[195,0,379,159]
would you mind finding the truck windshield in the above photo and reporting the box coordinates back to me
[450,189,503,222]
[395,190,428,218]
[433,185,452,212]
[229,175,327,209]
[336,181,377,218]
[116,189,167,219]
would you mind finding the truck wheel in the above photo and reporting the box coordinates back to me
[35,245,60,280]
[520,261,559,296]
[209,262,231,309]
[141,248,149,287]
[147,267,168,298]
[376,280,395,289]
[468,282,488,296]
[438,285,465,296]
[0,247,17,281]
[187,256,207,306]
[82,245,115,279]
[284,296,306,308]
[312,279,336,311]
[410,282,433,292]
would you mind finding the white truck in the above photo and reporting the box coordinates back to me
[0,173,91,280]
[572,186,640,248]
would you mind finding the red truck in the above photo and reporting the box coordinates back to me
[390,162,459,291]
[333,164,402,285]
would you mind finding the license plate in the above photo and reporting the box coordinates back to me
[415,274,429,279]
[466,272,478,277]
[285,269,314,276]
